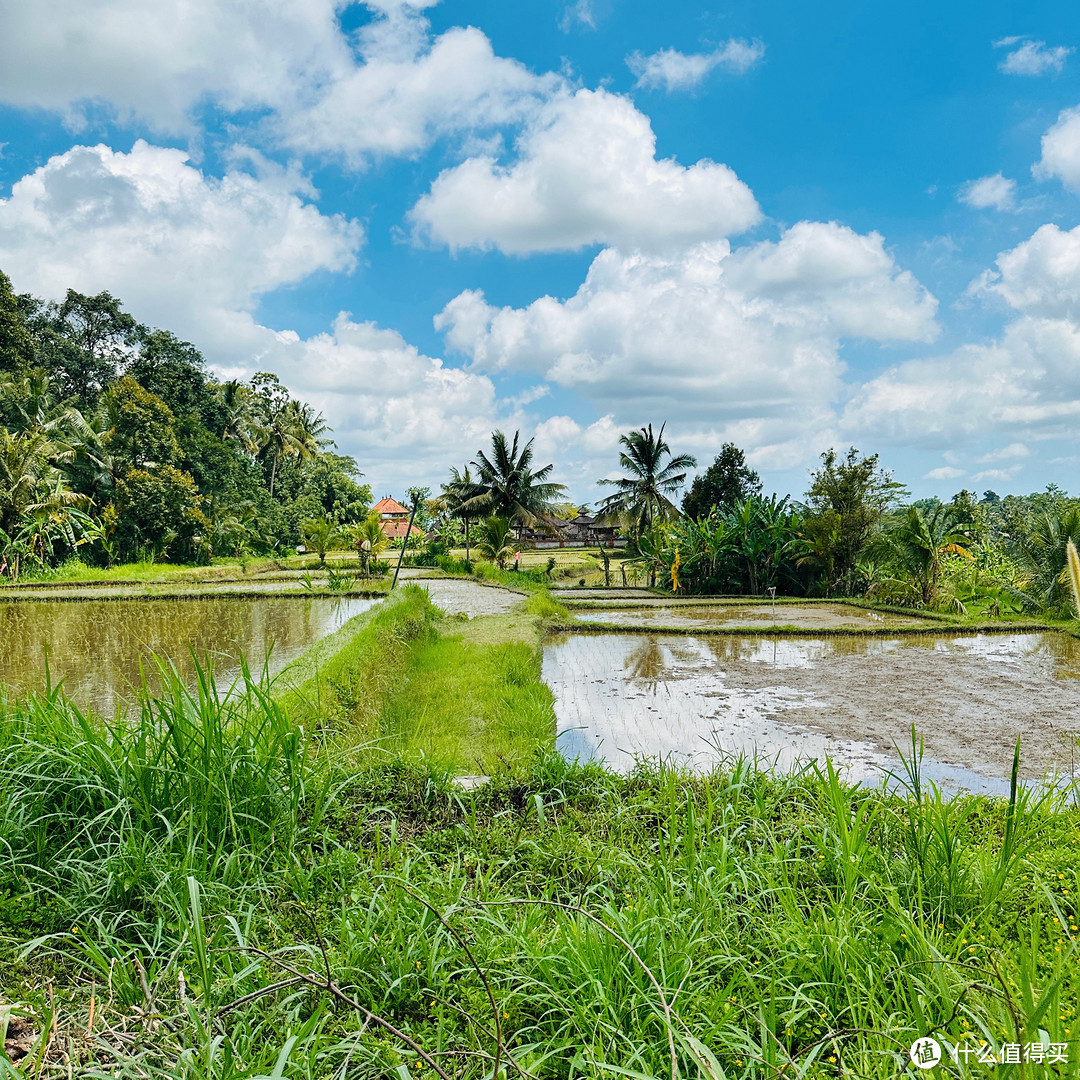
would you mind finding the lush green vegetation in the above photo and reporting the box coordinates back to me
[278,586,553,773]
[609,443,1080,619]
[3,650,1079,1078]
[0,273,371,578]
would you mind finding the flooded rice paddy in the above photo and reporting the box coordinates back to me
[0,596,378,713]
[545,630,1080,794]
[571,601,927,630]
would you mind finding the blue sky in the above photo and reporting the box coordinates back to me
[1,0,1079,505]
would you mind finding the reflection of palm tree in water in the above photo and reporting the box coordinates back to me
[625,636,666,682]
[624,637,663,681]
[706,636,759,665]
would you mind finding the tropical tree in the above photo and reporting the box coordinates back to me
[349,511,389,576]
[475,515,517,569]
[882,503,974,607]
[625,521,671,588]
[793,511,843,596]
[442,464,482,563]
[205,497,260,559]
[302,516,339,566]
[102,376,181,468]
[804,447,905,590]
[255,399,327,498]
[216,378,258,453]
[0,428,55,536]
[30,288,142,406]
[464,431,564,529]
[597,423,696,539]
[0,270,34,378]
[1015,508,1080,614]
[16,497,100,569]
[682,443,761,520]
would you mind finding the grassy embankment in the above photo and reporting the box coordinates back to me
[275,586,555,773]
[2,585,1080,1077]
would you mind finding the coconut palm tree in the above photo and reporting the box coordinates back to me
[1015,508,1080,614]
[442,463,482,563]
[597,423,696,539]
[0,428,54,536]
[349,511,389,576]
[302,516,339,566]
[475,515,517,569]
[255,400,328,498]
[884,503,973,607]
[216,379,258,454]
[464,431,564,529]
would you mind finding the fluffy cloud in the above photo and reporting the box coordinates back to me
[958,173,1016,212]
[1033,106,1080,192]
[254,316,507,483]
[0,1,557,166]
[0,141,362,330]
[977,222,1080,320]
[410,89,761,253]
[0,0,352,132]
[627,41,765,91]
[436,222,937,464]
[277,16,558,164]
[995,38,1072,76]
[844,225,1080,446]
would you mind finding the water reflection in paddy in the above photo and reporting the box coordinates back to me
[0,596,379,713]
[545,631,1080,793]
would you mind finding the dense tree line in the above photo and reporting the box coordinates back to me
[0,271,370,574]
[629,437,1080,614]
[437,423,1080,615]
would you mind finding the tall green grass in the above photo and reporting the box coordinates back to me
[1,634,1079,1076]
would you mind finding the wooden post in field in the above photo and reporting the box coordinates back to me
[392,492,422,590]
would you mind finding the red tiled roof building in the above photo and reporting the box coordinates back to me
[372,496,424,540]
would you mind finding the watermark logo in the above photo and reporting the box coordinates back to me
[910,1037,942,1069]
[909,1036,1070,1068]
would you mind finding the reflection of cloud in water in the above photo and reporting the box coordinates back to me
[544,631,1077,795]
[548,633,872,775]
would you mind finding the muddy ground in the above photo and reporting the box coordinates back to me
[545,631,1080,788]
[573,603,928,630]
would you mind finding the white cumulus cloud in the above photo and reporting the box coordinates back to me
[844,225,1080,448]
[0,0,353,133]
[410,88,761,254]
[0,141,362,330]
[436,222,938,465]
[976,222,1080,320]
[958,173,1016,211]
[1033,106,1080,192]
[626,40,765,91]
[276,14,559,165]
[258,315,509,485]
[995,38,1072,76]
[0,1,559,168]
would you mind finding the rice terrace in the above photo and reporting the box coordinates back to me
[4,3,1080,1077]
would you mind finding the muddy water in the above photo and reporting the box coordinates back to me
[572,602,925,629]
[544,631,1080,793]
[0,596,379,713]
